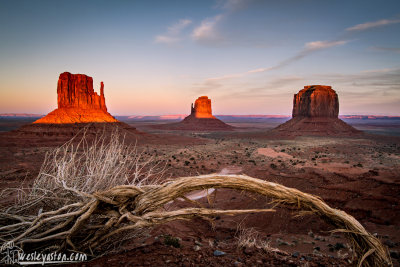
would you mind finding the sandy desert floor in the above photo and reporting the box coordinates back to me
[0,118,399,266]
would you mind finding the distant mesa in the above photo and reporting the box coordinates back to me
[34,72,118,124]
[292,85,338,118]
[153,96,234,131]
[273,85,361,136]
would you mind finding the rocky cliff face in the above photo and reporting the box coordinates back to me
[292,85,339,118]
[191,96,215,118]
[57,72,107,111]
[34,72,118,124]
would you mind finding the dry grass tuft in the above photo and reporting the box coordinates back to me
[235,227,282,254]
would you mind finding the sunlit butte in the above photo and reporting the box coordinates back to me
[0,0,399,116]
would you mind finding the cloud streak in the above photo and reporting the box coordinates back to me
[249,40,348,73]
[191,15,224,43]
[304,40,348,51]
[191,0,254,45]
[155,19,192,44]
[346,18,400,31]
[194,39,349,93]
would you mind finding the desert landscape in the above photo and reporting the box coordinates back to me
[0,72,399,267]
[1,1,399,266]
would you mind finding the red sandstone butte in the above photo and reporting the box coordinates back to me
[153,96,233,131]
[292,85,339,118]
[34,72,118,124]
[191,96,215,118]
[273,85,360,136]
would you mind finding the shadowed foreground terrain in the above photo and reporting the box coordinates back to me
[0,117,399,266]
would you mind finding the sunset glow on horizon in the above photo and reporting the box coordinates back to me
[0,0,399,116]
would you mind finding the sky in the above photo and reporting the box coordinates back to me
[0,0,399,116]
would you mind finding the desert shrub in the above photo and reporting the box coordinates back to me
[3,129,165,213]
[164,235,181,248]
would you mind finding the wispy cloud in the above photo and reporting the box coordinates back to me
[346,18,400,31]
[215,0,252,11]
[304,40,348,51]
[194,38,349,93]
[191,15,224,44]
[247,40,348,74]
[155,19,192,44]
[191,0,254,45]
[247,67,274,73]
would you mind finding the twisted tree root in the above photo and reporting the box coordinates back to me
[0,174,392,266]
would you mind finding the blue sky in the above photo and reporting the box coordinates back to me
[0,0,399,115]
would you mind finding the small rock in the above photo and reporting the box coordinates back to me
[213,250,226,256]
[195,240,203,246]
[384,239,395,248]
[292,252,300,258]
[313,249,322,256]
[193,245,201,251]
[234,261,243,267]
[244,246,255,255]
[334,242,346,250]
[308,230,314,238]
[276,238,290,246]
[390,250,399,259]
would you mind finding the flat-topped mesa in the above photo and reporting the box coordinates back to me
[57,72,107,111]
[292,85,339,118]
[34,72,118,124]
[272,85,361,136]
[190,96,215,118]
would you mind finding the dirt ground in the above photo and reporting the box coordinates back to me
[0,118,399,266]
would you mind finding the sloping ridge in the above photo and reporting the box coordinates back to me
[157,114,234,131]
[272,117,361,136]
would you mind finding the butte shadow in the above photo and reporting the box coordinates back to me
[271,85,362,137]
[152,96,234,132]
